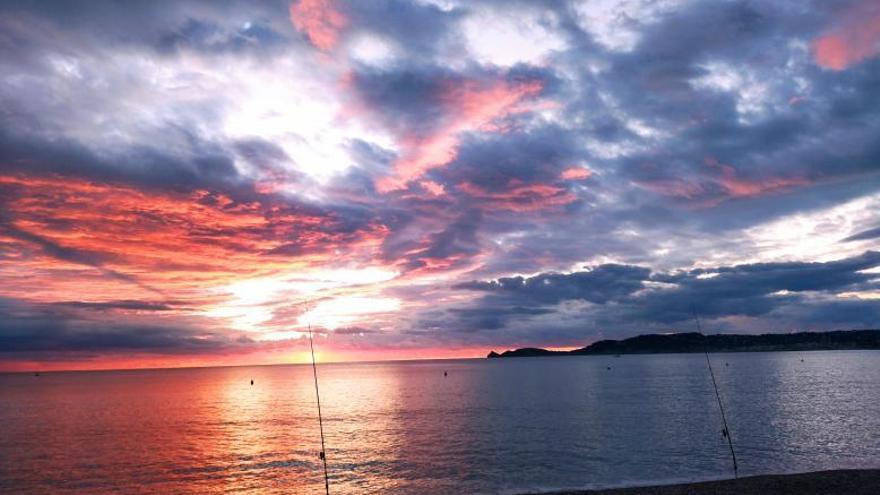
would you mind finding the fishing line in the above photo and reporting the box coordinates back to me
[692,309,738,479]
[307,309,330,495]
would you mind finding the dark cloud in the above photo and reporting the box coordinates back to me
[0,323,239,355]
[636,251,880,323]
[772,298,880,327]
[0,0,294,56]
[156,18,288,55]
[233,138,295,174]
[457,264,650,305]
[419,210,482,262]
[381,208,484,272]
[350,65,456,135]
[447,252,880,338]
[53,300,183,312]
[0,298,241,356]
[0,128,244,197]
[843,226,880,242]
[433,124,583,192]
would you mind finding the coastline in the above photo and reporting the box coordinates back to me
[489,329,880,359]
[531,469,880,495]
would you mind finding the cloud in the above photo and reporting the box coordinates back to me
[448,252,880,338]
[0,222,163,296]
[843,226,880,242]
[430,125,586,212]
[1,0,880,364]
[458,263,651,305]
[638,251,880,323]
[383,209,484,273]
[157,18,288,55]
[344,0,462,61]
[53,300,183,312]
[347,65,552,191]
[333,326,377,335]
[813,2,880,70]
[0,297,241,355]
[455,181,576,212]
[289,0,349,52]
[638,157,811,207]
[0,127,245,198]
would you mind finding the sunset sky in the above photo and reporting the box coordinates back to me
[1,0,879,371]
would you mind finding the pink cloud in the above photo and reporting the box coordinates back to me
[813,2,880,70]
[705,158,809,199]
[289,0,349,52]
[560,167,592,181]
[419,180,446,196]
[376,78,545,193]
[636,158,810,207]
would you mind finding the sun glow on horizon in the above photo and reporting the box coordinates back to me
[203,267,400,332]
[299,296,401,329]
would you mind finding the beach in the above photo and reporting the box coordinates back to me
[544,469,880,495]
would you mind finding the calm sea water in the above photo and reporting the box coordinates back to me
[1,351,879,494]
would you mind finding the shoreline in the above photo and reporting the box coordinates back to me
[489,329,880,359]
[531,469,880,495]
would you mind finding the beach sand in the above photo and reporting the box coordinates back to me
[541,469,880,495]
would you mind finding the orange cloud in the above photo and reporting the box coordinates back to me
[289,0,349,52]
[813,3,880,70]
[0,174,387,306]
[377,79,545,192]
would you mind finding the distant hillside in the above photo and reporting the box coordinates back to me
[487,329,880,358]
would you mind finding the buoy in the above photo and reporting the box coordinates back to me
[444,371,447,377]
[250,379,254,385]
[606,366,611,370]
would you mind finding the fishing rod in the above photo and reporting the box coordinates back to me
[307,313,330,494]
[692,309,738,479]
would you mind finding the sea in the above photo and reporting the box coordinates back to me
[2,351,879,494]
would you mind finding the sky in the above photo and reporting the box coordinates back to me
[1,0,879,371]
